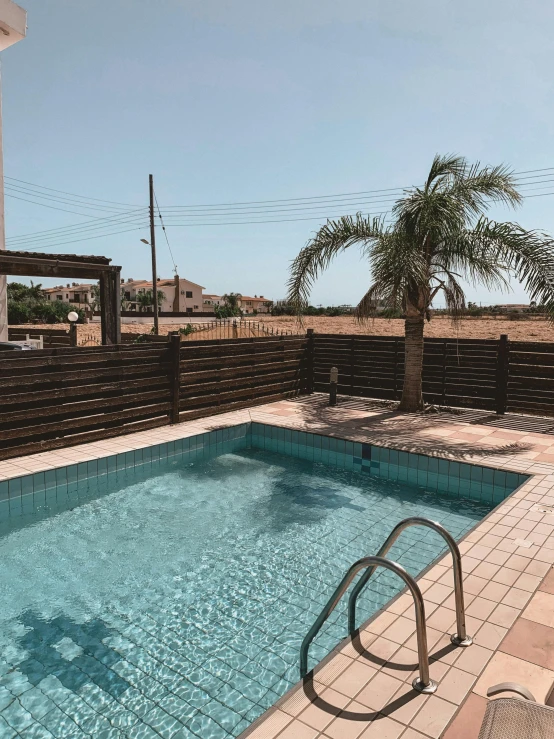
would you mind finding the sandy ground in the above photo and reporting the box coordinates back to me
[11,315,554,342]
[257,315,554,341]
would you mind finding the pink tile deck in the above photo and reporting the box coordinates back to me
[3,393,554,738]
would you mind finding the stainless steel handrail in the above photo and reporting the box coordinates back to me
[347,517,472,648]
[299,555,438,694]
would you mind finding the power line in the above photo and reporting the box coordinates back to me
[161,210,392,227]
[20,225,148,250]
[5,183,132,213]
[154,188,177,273]
[159,190,554,228]
[6,167,554,246]
[151,168,554,210]
[7,208,146,244]
[5,175,140,207]
[5,192,129,218]
[137,176,554,220]
[7,214,149,248]
[156,196,401,218]
[513,167,554,175]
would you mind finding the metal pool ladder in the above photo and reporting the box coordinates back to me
[299,517,472,695]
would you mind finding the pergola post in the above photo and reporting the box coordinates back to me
[99,268,121,345]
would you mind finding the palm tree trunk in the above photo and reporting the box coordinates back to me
[398,315,425,412]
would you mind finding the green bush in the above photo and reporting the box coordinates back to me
[7,280,85,324]
[7,300,31,324]
[214,305,241,319]
[179,324,195,336]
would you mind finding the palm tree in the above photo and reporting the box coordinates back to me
[288,155,554,412]
[136,289,165,313]
[223,293,242,314]
[90,283,101,313]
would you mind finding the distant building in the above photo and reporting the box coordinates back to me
[43,282,94,307]
[494,303,530,312]
[203,294,225,312]
[121,276,205,314]
[238,295,272,314]
[202,294,272,314]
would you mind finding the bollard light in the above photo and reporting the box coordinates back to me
[67,311,79,347]
[329,366,338,407]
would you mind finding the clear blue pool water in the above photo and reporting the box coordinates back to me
[0,445,494,739]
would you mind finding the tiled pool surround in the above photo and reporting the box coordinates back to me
[0,423,528,519]
[0,396,553,739]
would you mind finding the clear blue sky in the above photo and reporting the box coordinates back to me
[3,0,554,306]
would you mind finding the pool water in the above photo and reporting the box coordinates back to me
[0,446,494,739]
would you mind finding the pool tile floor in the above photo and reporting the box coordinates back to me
[2,394,554,738]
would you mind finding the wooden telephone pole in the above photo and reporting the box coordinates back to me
[149,174,159,335]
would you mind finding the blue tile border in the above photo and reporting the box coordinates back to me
[0,420,528,519]
[249,422,528,506]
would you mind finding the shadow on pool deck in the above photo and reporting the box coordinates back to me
[263,395,535,461]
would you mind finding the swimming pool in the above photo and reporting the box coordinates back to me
[0,424,527,738]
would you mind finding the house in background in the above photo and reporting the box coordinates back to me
[121,276,205,313]
[203,294,272,315]
[239,295,272,314]
[43,282,95,307]
[203,294,225,313]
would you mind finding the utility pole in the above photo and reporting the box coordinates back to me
[149,174,159,335]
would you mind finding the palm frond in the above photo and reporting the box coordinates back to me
[434,232,511,293]
[355,283,399,321]
[286,214,386,313]
[439,270,467,322]
[447,163,521,215]
[471,219,554,316]
[425,154,467,191]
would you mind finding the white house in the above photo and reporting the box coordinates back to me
[203,294,225,312]
[239,295,272,314]
[122,276,205,313]
[43,282,95,307]
[203,294,273,315]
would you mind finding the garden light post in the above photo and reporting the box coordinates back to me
[67,310,78,347]
[329,366,338,406]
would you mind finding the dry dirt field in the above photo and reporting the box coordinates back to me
[13,315,554,342]
[259,315,554,342]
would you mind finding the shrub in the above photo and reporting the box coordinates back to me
[7,300,31,324]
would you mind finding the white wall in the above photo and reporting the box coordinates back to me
[0,0,26,341]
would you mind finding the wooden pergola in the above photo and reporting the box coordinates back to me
[0,250,121,344]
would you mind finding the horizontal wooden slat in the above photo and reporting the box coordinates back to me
[0,389,170,425]
[0,401,171,441]
[0,417,168,462]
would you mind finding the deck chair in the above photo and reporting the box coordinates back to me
[478,683,554,738]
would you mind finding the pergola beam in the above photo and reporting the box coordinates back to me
[0,250,121,345]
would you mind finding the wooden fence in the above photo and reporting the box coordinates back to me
[8,327,71,347]
[312,333,554,417]
[176,334,309,422]
[9,320,299,348]
[1,331,553,461]
[0,335,308,460]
